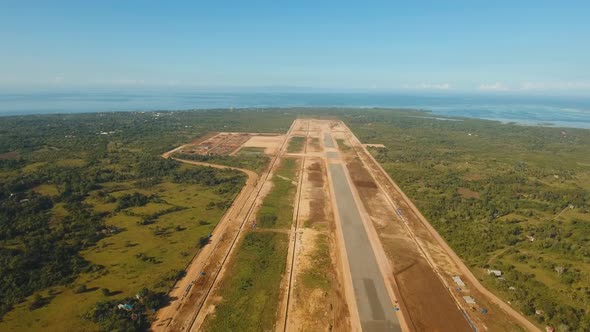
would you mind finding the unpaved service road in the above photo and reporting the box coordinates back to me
[328,162,400,332]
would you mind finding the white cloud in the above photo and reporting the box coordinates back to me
[111,79,146,85]
[478,82,509,91]
[520,81,590,91]
[402,82,452,90]
[53,75,64,83]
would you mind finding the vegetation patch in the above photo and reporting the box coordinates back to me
[336,138,351,152]
[287,136,305,153]
[175,153,269,173]
[0,109,296,330]
[257,158,298,229]
[301,233,331,290]
[202,232,289,332]
[310,137,320,150]
[346,108,590,330]
[237,147,265,155]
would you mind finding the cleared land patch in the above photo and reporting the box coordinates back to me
[242,135,285,155]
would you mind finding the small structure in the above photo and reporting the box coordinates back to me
[452,276,466,288]
[463,296,476,305]
[536,309,545,316]
[487,269,503,277]
[526,235,536,242]
[546,327,555,332]
[117,303,133,311]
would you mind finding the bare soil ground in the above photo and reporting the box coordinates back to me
[363,143,386,148]
[242,135,285,155]
[180,132,283,156]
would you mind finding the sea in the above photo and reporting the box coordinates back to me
[1,91,590,129]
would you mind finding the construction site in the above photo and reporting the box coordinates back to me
[153,119,539,332]
[177,132,285,156]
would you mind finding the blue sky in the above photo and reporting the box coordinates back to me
[1,1,589,95]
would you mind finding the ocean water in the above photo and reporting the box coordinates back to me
[1,91,589,129]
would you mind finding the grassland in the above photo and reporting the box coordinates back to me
[287,136,305,153]
[201,157,298,331]
[301,232,331,290]
[335,138,351,152]
[238,147,266,155]
[0,178,242,331]
[201,231,289,332]
[175,152,270,173]
[257,158,298,229]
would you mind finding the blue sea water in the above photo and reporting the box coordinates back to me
[1,91,589,129]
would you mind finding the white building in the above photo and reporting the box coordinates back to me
[452,276,466,287]
[463,296,476,305]
[487,269,502,277]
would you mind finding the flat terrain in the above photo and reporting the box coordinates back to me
[3,108,587,331]
[154,118,534,332]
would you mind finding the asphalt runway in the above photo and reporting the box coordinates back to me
[328,163,401,332]
[324,132,335,148]
[326,151,339,159]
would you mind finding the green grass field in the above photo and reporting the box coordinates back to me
[202,157,298,331]
[257,158,298,229]
[287,136,305,153]
[201,231,289,332]
[175,152,270,173]
[301,232,331,290]
[0,179,239,331]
